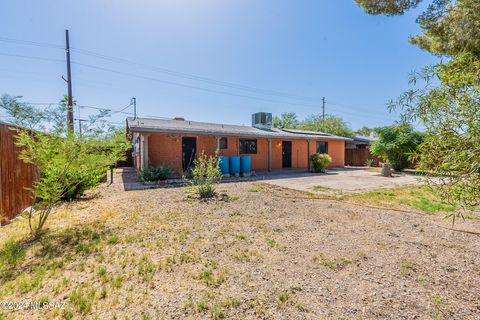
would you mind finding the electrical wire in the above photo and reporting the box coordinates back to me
[72,61,322,108]
[0,38,396,123]
[71,47,320,103]
[0,51,321,108]
[0,37,64,50]
[0,36,321,102]
[0,52,64,63]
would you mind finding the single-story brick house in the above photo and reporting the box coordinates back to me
[127,112,352,174]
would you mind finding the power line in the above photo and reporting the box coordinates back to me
[111,101,133,114]
[19,101,169,120]
[0,41,396,122]
[0,51,320,108]
[0,52,64,63]
[71,47,320,103]
[0,36,320,102]
[0,37,64,50]
[72,61,322,108]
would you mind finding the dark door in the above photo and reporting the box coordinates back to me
[282,141,292,169]
[182,137,196,171]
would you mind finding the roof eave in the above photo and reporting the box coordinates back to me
[128,126,352,141]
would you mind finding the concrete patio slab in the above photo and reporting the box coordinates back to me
[261,167,423,193]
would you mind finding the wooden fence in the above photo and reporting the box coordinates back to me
[0,121,37,222]
[344,148,381,167]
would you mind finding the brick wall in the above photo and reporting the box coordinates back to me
[146,133,345,174]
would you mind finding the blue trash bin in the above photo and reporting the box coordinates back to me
[240,156,251,176]
[229,156,240,177]
[218,156,230,176]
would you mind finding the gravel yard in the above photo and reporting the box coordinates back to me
[1,180,479,319]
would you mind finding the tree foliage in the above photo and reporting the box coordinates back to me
[355,0,480,57]
[273,112,352,137]
[355,0,422,15]
[356,126,376,136]
[0,94,129,237]
[389,53,480,210]
[370,124,424,171]
[356,0,480,214]
[411,0,480,56]
[300,114,353,137]
[0,95,46,130]
[272,112,299,129]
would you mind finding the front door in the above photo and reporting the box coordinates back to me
[182,137,196,172]
[282,141,292,169]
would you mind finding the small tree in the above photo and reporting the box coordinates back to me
[186,153,222,199]
[370,124,424,171]
[1,94,129,237]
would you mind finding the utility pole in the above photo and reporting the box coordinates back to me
[132,97,137,119]
[322,96,325,121]
[65,29,74,133]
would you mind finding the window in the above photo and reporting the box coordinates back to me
[219,137,228,149]
[316,141,328,154]
[239,139,257,154]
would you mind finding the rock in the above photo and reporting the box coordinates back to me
[381,163,393,177]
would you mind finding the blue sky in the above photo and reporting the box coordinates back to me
[0,0,438,130]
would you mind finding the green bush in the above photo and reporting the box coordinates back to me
[2,94,130,238]
[370,124,424,171]
[186,153,221,199]
[310,153,332,173]
[139,166,171,182]
[365,158,374,167]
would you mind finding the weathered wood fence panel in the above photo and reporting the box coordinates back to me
[344,148,381,167]
[0,122,37,222]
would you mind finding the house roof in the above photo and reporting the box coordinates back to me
[352,135,377,143]
[127,117,352,141]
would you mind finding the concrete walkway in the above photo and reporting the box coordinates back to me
[262,167,423,193]
[114,167,423,193]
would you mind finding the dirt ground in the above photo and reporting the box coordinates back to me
[1,180,479,319]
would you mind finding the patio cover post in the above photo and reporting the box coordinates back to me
[307,140,310,171]
[141,133,149,170]
[268,139,272,172]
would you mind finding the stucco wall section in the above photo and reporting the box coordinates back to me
[326,140,345,167]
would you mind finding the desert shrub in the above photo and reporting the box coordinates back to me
[1,94,129,237]
[139,166,171,182]
[186,153,221,199]
[365,158,374,167]
[0,239,26,270]
[310,153,332,172]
